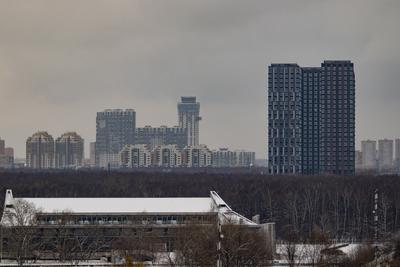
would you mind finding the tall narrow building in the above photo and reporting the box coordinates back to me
[268,64,302,174]
[55,132,84,169]
[267,60,355,175]
[378,139,393,173]
[395,139,400,171]
[178,97,201,146]
[26,131,55,169]
[95,109,136,168]
[361,140,377,170]
[319,61,355,175]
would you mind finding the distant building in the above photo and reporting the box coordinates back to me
[178,97,201,146]
[268,60,355,175]
[26,131,55,169]
[134,126,187,150]
[55,132,84,169]
[0,139,14,168]
[396,139,400,172]
[0,138,4,155]
[361,140,377,170]
[211,148,255,168]
[182,145,212,167]
[355,150,362,170]
[89,142,96,166]
[95,109,136,168]
[120,144,152,168]
[152,145,182,168]
[378,139,393,173]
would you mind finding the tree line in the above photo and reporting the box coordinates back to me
[1,171,400,240]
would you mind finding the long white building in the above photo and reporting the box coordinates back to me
[1,189,275,262]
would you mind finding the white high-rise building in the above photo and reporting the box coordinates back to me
[182,145,212,167]
[178,97,201,146]
[120,144,152,168]
[361,140,377,170]
[378,139,393,173]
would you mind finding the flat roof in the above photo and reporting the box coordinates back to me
[17,197,215,214]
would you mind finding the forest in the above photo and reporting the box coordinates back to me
[0,171,399,241]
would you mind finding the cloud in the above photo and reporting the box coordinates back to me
[0,0,400,158]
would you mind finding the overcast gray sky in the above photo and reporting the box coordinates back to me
[0,0,399,158]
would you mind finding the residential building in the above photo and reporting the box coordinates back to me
[55,132,84,169]
[268,64,302,174]
[152,145,182,167]
[0,138,4,155]
[361,140,377,170]
[355,150,362,170]
[395,139,400,171]
[134,125,187,150]
[268,60,355,175]
[319,60,355,175]
[89,142,96,166]
[378,139,393,173]
[178,96,201,146]
[182,145,212,167]
[95,109,136,168]
[120,144,152,168]
[26,131,55,169]
[212,148,255,168]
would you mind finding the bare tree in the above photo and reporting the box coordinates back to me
[1,199,40,266]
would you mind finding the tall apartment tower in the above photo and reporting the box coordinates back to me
[319,61,355,175]
[178,97,201,146]
[268,60,355,175]
[55,132,84,168]
[378,139,393,173]
[95,109,136,168]
[361,140,377,170]
[268,64,302,174]
[26,131,55,169]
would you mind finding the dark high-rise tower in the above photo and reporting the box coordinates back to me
[319,61,355,175]
[267,60,355,175]
[268,64,302,174]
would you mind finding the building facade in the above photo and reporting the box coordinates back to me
[134,126,187,150]
[378,139,393,173]
[26,131,55,169]
[0,138,4,155]
[120,144,152,168]
[95,109,136,168]
[361,140,377,170]
[0,138,13,168]
[211,148,255,168]
[268,64,302,174]
[181,145,212,167]
[1,189,275,263]
[89,142,96,166]
[396,139,400,172]
[268,60,355,175]
[152,145,182,168]
[55,132,84,169]
[178,97,201,146]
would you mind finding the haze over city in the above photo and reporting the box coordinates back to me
[0,0,400,159]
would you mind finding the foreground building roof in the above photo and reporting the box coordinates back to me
[1,189,256,226]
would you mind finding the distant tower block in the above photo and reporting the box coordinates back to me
[178,97,201,146]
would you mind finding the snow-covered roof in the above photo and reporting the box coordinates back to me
[16,197,214,214]
[1,189,257,226]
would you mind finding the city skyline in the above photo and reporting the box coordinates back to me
[1,1,400,159]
